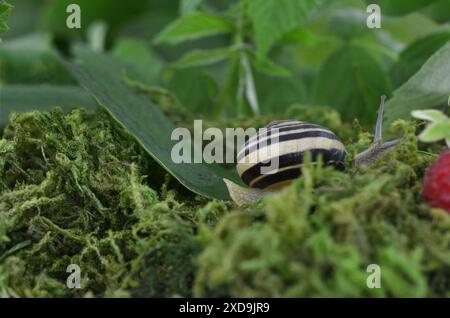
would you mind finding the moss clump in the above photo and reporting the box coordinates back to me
[0,107,449,297]
[0,108,227,297]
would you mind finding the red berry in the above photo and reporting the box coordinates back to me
[422,150,450,213]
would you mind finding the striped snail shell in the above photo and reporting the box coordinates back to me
[236,120,347,191]
[223,120,347,206]
[223,96,404,206]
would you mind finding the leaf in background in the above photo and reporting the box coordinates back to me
[154,12,233,45]
[248,0,323,58]
[255,70,309,114]
[65,48,240,200]
[0,0,13,37]
[180,0,203,15]
[112,38,164,85]
[384,43,450,128]
[383,13,439,45]
[411,110,450,146]
[0,85,97,130]
[251,56,292,78]
[314,45,390,124]
[328,9,368,40]
[368,0,439,16]
[391,32,450,88]
[169,47,235,70]
[0,0,40,39]
[0,33,76,84]
[423,0,450,23]
[166,68,218,114]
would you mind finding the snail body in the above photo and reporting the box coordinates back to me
[224,96,404,206]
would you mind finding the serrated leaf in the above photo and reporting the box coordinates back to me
[0,1,13,36]
[248,0,323,58]
[64,48,241,200]
[170,47,235,69]
[314,45,390,124]
[0,85,97,130]
[384,42,450,128]
[154,12,233,45]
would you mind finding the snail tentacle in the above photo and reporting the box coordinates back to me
[354,95,405,168]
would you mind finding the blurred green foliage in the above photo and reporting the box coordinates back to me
[1,0,449,127]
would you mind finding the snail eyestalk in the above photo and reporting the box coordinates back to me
[354,95,404,168]
[374,95,386,143]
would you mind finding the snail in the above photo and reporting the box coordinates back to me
[223,96,404,206]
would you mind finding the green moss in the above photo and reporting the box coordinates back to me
[0,107,449,297]
[194,137,450,297]
[0,108,213,297]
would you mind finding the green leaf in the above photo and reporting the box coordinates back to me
[166,68,218,114]
[384,42,450,127]
[383,13,439,45]
[169,47,235,70]
[314,45,390,124]
[368,0,439,16]
[411,109,448,122]
[64,48,240,200]
[0,33,76,85]
[0,1,13,36]
[255,70,308,113]
[328,9,368,40]
[250,53,292,77]
[423,0,450,23]
[392,31,450,87]
[112,38,163,85]
[411,110,450,144]
[0,85,97,130]
[154,12,233,45]
[180,0,203,15]
[418,122,450,143]
[248,0,323,58]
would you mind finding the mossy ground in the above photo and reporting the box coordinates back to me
[0,106,449,297]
